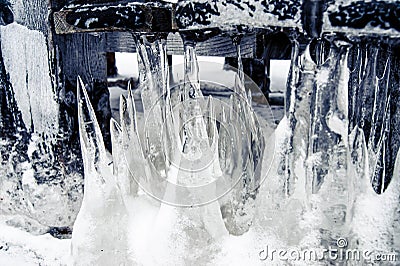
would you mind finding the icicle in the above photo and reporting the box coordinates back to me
[348,126,369,194]
[304,39,355,242]
[205,95,216,145]
[77,76,109,182]
[369,56,391,153]
[284,43,316,198]
[159,38,170,97]
[120,86,153,194]
[217,77,265,235]
[358,43,380,142]
[110,118,122,176]
[370,96,391,194]
[218,105,232,173]
[382,56,400,195]
[177,34,214,187]
[181,36,202,100]
[307,39,351,194]
[111,114,137,199]
[135,35,167,173]
[353,44,396,195]
[348,43,367,132]
[232,35,247,99]
[74,77,129,266]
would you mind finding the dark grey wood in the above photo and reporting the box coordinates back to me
[11,0,49,32]
[167,33,256,58]
[105,32,136,53]
[104,32,257,58]
[53,1,175,34]
[56,32,111,150]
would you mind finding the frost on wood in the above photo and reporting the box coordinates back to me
[176,0,302,30]
[0,23,83,232]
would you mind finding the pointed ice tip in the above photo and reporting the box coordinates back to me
[221,106,227,122]
[77,76,107,165]
[127,84,135,107]
[110,117,122,156]
[127,87,138,130]
[110,118,122,159]
[119,95,127,120]
[206,95,213,109]
[127,80,133,93]
[110,117,122,135]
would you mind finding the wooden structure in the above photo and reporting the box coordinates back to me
[0,0,400,231]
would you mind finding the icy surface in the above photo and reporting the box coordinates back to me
[1,23,58,134]
[176,0,302,30]
[0,22,83,231]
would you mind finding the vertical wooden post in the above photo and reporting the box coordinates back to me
[56,32,111,150]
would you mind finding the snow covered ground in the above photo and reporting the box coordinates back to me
[0,218,71,265]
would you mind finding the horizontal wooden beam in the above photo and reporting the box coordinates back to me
[175,0,302,30]
[53,2,175,34]
[166,33,257,58]
[176,0,400,37]
[53,0,400,37]
[323,0,400,37]
[104,32,256,58]
[104,31,293,59]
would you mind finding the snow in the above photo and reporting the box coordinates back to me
[1,23,58,135]
[0,219,71,265]
[178,0,302,30]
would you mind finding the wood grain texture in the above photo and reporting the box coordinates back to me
[104,31,293,59]
[56,32,111,150]
[104,32,257,58]
[167,33,256,58]
[10,0,49,32]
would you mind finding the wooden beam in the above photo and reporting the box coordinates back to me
[176,0,400,37]
[53,2,175,34]
[103,31,292,59]
[166,33,256,58]
[53,0,400,42]
[104,32,257,58]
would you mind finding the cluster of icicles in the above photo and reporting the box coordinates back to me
[71,33,400,265]
[72,34,266,265]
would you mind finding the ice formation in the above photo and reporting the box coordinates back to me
[0,22,83,233]
[0,1,399,264]
[69,31,400,265]
[72,33,269,264]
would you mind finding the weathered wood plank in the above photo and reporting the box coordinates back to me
[324,0,400,36]
[53,2,175,34]
[10,0,49,32]
[56,32,111,150]
[105,31,136,53]
[103,31,293,59]
[176,0,302,30]
[104,32,257,58]
[167,33,256,58]
[176,0,400,36]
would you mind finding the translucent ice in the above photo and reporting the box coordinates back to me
[72,77,130,266]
